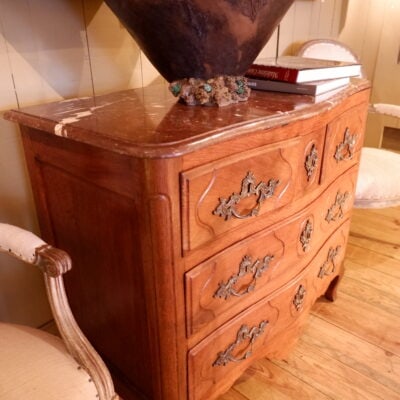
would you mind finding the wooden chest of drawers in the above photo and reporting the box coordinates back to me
[5,80,370,400]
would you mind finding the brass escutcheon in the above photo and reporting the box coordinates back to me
[300,219,313,252]
[293,284,306,311]
[305,144,318,181]
[326,191,350,223]
[213,171,279,220]
[318,246,341,279]
[334,127,358,162]
[214,254,274,300]
[213,320,269,367]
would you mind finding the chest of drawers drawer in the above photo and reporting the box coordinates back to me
[181,128,326,255]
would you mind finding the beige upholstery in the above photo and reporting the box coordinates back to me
[297,39,400,209]
[355,147,400,208]
[0,223,118,399]
[370,103,400,119]
[0,323,98,399]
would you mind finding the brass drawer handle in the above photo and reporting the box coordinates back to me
[212,320,269,367]
[305,144,318,181]
[318,246,341,279]
[213,171,280,220]
[334,128,358,162]
[214,254,274,300]
[326,190,349,223]
[293,284,306,311]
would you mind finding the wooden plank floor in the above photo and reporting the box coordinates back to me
[220,206,400,400]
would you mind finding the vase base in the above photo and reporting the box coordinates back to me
[169,76,251,107]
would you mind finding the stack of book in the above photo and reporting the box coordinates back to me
[245,56,362,99]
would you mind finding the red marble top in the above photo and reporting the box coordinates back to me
[4,79,370,158]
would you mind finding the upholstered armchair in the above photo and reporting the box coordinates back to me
[0,223,119,399]
[297,39,400,208]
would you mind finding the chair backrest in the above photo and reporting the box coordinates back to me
[296,39,366,78]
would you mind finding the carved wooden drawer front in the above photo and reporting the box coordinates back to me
[188,280,304,400]
[321,102,368,182]
[181,127,328,254]
[185,167,357,338]
[186,221,285,338]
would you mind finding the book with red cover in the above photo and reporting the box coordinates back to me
[246,56,361,83]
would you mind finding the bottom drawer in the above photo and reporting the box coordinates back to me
[188,220,350,400]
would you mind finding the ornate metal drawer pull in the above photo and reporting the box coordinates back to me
[213,320,268,367]
[300,219,313,252]
[305,144,318,181]
[318,246,341,279]
[334,128,358,162]
[326,190,349,223]
[214,254,274,300]
[293,284,306,311]
[213,171,280,221]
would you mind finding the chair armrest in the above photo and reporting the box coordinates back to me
[0,223,46,263]
[369,103,400,118]
[0,222,118,399]
[0,223,71,277]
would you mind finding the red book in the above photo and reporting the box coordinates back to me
[246,56,361,83]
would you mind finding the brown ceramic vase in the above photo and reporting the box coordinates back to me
[104,0,294,105]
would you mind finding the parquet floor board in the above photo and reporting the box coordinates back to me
[347,208,400,261]
[344,244,400,279]
[221,357,331,400]
[311,293,400,356]
[300,316,400,393]
[220,206,400,399]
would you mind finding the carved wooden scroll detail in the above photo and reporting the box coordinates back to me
[213,171,279,220]
[334,128,358,162]
[214,254,274,300]
[213,320,269,367]
[318,246,342,279]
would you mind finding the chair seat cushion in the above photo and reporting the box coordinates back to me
[355,147,400,208]
[0,323,98,399]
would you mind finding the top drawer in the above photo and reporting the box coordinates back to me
[181,129,325,253]
[321,102,368,182]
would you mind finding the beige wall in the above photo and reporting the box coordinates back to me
[0,0,390,327]
[0,0,158,327]
[338,0,400,146]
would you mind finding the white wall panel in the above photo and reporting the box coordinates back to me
[84,1,143,94]
[0,0,92,106]
[0,30,17,109]
[257,0,345,59]
[0,26,51,326]
[277,2,297,55]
